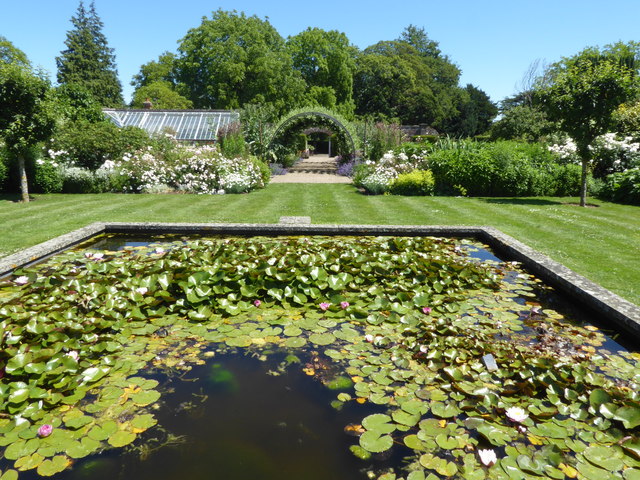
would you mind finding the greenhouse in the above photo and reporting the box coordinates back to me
[103,109,240,142]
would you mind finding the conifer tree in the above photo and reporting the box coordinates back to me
[56,1,123,107]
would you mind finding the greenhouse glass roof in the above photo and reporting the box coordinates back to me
[103,109,240,142]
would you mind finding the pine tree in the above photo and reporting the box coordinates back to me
[56,1,123,107]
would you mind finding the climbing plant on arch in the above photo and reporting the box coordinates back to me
[265,106,361,160]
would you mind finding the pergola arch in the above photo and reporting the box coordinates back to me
[266,108,360,158]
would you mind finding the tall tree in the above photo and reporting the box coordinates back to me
[0,36,29,67]
[286,28,357,116]
[0,63,56,202]
[175,10,305,114]
[443,84,498,137]
[56,1,123,107]
[354,31,462,128]
[537,47,639,206]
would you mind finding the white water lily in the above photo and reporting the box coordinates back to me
[478,449,497,467]
[14,276,29,285]
[506,406,529,423]
[135,287,148,295]
[66,351,79,361]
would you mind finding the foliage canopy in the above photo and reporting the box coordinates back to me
[56,1,123,107]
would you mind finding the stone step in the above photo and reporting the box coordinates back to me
[288,169,338,175]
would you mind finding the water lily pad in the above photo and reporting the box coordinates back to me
[1,470,19,480]
[359,431,393,453]
[130,390,161,406]
[349,445,372,460]
[15,452,44,471]
[130,414,157,431]
[392,410,420,427]
[107,430,136,448]
[283,326,302,337]
[309,332,336,346]
[37,455,71,477]
[612,405,640,429]
[284,337,306,348]
[583,445,624,471]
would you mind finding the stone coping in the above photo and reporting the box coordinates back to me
[1,221,639,341]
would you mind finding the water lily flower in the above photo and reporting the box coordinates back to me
[518,425,527,434]
[37,424,53,438]
[319,302,331,311]
[419,345,428,353]
[365,334,374,343]
[154,247,165,254]
[422,307,432,314]
[340,301,350,309]
[135,287,148,295]
[66,351,79,361]
[254,300,262,307]
[478,448,497,467]
[14,276,29,285]
[506,406,529,423]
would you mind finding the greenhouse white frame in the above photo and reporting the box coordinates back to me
[103,109,240,142]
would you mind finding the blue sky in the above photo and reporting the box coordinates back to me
[2,0,639,105]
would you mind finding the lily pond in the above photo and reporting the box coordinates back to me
[0,235,639,480]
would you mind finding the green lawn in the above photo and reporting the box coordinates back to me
[1,184,638,306]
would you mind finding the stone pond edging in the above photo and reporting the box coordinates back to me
[1,221,639,342]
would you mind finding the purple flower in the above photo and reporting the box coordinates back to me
[38,424,53,438]
[253,300,262,307]
[340,301,350,309]
[319,302,331,311]
[422,307,432,314]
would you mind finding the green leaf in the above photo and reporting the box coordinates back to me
[613,405,640,429]
[37,455,70,477]
[349,445,371,460]
[130,390,161,406]
[309,332,335,346]
[107,430,136,448]
[359,431,393,453]
[589,389,611,409]
[583,445,624,471]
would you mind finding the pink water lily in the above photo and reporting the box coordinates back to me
[478,448,497,467]
[253,300,262,307]
[422,306,432,314]
[506,406,529,423]
[319,302,331,311]
[340,301,350,309]
[14,276,29,285]
[37,424,53,438]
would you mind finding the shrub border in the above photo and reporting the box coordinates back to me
[1,222,639,341]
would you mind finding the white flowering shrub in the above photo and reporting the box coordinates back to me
[548,133,640,177]
[353,151,425,194]
[116,144,266,194]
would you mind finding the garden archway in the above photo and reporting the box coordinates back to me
[266,108,360,158]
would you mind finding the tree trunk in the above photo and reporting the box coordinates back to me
[18,155,29,203]
[580,159,588,207]
[577,143,591,207]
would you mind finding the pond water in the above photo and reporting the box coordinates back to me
[14,351,392,480]
[1,234,639,480]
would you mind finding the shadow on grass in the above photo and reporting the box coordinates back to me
[0,194,24,203]
[480,198,565,206]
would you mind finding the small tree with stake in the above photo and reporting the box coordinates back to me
[0,63,56,202]
[537,48,638,206]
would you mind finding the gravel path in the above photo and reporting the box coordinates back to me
[270,154,352,184]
